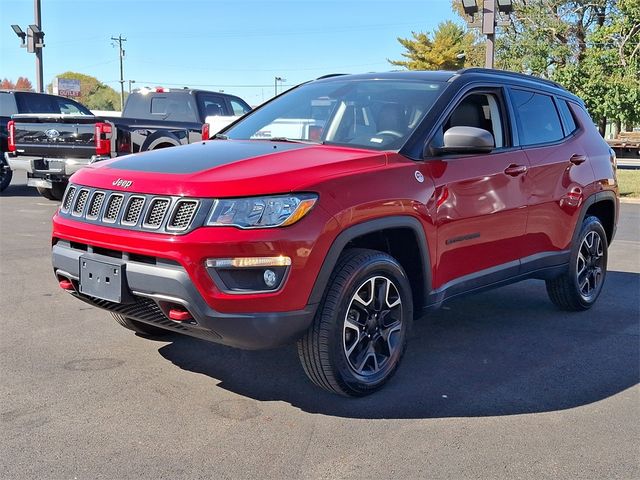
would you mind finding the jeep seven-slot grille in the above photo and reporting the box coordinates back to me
[63,186,76,211]
[87,192,105,219]
[122,196,145,225]
[168,200,198,230]
[59,184,202,234]
[73,189,89,215]
[145,198,170,227]
[103,194,124,222]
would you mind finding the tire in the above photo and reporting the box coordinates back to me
[546,215,608,311]
[111,313,170,337]
[36,182,66,201]
[0,165,12,192]
[297,248,413,397]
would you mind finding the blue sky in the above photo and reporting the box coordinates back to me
[1,0,457,106]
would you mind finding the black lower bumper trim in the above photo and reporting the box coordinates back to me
[72,291,316,350]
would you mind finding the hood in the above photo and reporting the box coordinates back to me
[70,140,387,197]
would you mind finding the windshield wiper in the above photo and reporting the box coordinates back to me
[268,137,320,144]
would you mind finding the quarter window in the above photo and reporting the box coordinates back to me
[556,99,577,136]
[511,90,563,145]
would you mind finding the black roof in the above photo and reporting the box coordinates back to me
[313,68,582,104]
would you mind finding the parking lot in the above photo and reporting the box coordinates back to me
[1,171,638,479]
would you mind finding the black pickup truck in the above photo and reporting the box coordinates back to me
[4,88,251,199]
[1,90,96,193]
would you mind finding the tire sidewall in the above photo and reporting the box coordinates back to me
[328,255,413,395]
[569,216,608,308]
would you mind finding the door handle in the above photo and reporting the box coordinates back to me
[570,154,587,165]
[504,164,528,177]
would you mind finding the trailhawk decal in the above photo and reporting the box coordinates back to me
[106,140,308,174]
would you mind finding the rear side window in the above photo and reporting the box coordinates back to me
[0,93,17,116]
[510,89,563,146]
[556,99,577,135]
[14,92,91,115]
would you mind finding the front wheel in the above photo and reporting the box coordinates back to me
[297,249,413,396]
[546,216,608,311]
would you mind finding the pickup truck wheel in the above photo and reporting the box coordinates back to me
[111,313,170,337]
[36,182,66,201]
[297,249,413,397]
[546,216,608,311]
[0,165,12,192]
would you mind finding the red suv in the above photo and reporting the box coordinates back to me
[52,69,619,396]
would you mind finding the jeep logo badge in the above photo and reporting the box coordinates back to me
[45,129,60,139]
[112,178,133,188]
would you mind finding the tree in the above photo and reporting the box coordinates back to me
[389,21,481,70]
[0,77,33,90]
[452,0,640,134]
[48,72,121,111]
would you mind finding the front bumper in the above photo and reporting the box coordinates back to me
[52,241,316,349]
[5,152,106,187]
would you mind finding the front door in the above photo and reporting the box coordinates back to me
[426,89,530,294]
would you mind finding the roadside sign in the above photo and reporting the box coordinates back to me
[53,77,81,97]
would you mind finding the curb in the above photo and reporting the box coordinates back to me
[620,197,640,204]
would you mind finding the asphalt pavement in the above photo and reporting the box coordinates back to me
[1,171,638,479]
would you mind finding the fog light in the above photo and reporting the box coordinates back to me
[263,269,277,288]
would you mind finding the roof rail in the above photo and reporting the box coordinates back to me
[315,73,348,80]
[456,68,564,89]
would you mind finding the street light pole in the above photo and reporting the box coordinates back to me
[34,0,43,92]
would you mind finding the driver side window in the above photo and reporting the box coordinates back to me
[436,92,506,150]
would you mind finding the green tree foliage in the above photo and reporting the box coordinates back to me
[389,21,481,70]
[450,0,639,133]
[48,72,121,111]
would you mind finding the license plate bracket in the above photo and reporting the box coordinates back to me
[79,255,130,303]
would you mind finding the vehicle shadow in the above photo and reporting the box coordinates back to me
[0,183,40,197]
[157,271,639,419]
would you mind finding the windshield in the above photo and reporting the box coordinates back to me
[224,78,446,150]
[14,92,92,115]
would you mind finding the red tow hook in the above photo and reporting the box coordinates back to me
[168,307,193,322]
[59,279,75,291]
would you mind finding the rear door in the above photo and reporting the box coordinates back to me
[509,89,595,266]
[426,87,530,293]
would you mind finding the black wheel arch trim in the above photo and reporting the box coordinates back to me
[572,191,618,246]
[141,132,184,151]
[307,216,431,307]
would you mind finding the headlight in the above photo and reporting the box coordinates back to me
[205,194,318,229]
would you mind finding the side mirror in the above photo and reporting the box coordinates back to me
[435,126,494,155]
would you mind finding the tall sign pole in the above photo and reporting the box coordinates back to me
[482,0,496,68]
[34,0,44,92]
[111,35,127,110]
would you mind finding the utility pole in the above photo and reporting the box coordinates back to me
[111,34,126,110]
[34,0,43,92]
[274,76,285,97]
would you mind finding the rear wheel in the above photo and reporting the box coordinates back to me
[0,163,12,192]
[546,216,608,311]
[297,249,413,396]
[111,313,170,337]
[36,182,66,201]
